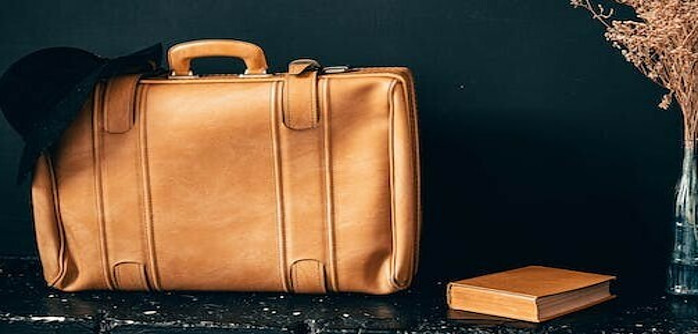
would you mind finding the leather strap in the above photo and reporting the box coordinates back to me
[283,59,320,130]
[96,77,151,291]
[113,262,149,291]
[275,77,330,293]
[103,74,141,133]
[290,260,327,294]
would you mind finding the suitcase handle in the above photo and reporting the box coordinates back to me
[167,39,269,76]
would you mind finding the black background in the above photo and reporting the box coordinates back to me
[0,0,680,297]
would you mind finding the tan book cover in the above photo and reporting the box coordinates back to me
[447,266,616,323]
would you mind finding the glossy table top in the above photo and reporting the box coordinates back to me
[1,257,697,334]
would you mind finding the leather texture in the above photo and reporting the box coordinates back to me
[31,39,421,295]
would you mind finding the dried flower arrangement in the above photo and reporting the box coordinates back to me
[572,0,698,295]
[571,0,698,140]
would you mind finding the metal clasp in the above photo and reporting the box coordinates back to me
[322,66,352,74]
[168,70,200,79]
[238,69,273,78]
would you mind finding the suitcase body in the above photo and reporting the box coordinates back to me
[30,40,420,294]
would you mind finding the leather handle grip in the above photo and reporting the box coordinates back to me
[167,39,269,76]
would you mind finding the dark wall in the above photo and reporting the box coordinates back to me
[0,0,680,295]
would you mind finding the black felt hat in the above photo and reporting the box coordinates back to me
[0,44,162,182]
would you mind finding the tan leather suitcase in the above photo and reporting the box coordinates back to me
[30,39,420,294]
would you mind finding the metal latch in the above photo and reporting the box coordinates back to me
[322,66,352,74]
[168,70,200,79]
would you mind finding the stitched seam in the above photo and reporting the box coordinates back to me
[390,77,419,289]
[50,87,103,288]
[390,75,420,284]
[377,75,419,290]
[308,264,313,292]
[313,73,318,127]
[270,81,290,292]
[308,73,314,128]
[113,76,137,133]
[113,262,131,290]
[41,156,59,284]
[320,78,337,292]
[317,262,324,292]
[111,263,121,290]
[404,76,420,281]
[93,82,114,290]
[96,83,114,290]
[307,75,312,127]
[315,263,320,292]
[446,283,453,305]
[291,264,298,292]
[101,130,117,288]
[101,82,116,287]
[284,73,318,130]
[113,265,122,290]
[140,85,159,290]
[106,76,139,133]
[387,78,418,289]
[126,77,137,132]
[407,75,421,278]
[139,264,151,291]
[45,155,67,287]
[284,75,293,128]
[134,84,152,292]
[138,85,161,291]
[138,69,410,84]
[386,79,399,290]
[103,80,112,132]
[317,85,328,293]
[291,261,324,293]
[113,262,148,290]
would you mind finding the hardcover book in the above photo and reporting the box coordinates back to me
[447,266,616,323]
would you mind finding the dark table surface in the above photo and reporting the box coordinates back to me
[1,257,697,334]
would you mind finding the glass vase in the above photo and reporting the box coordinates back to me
[668,140,698,295]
